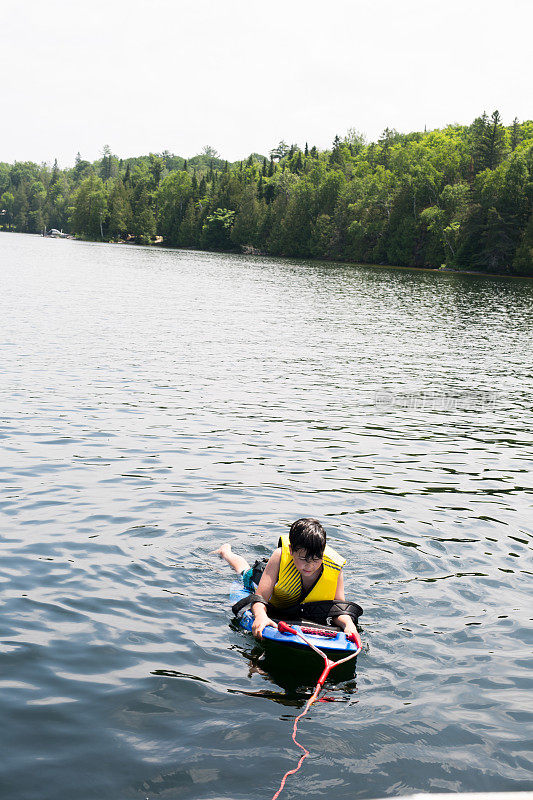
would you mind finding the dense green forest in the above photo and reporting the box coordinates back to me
[1,112,532,275]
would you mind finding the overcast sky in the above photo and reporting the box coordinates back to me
[2,0,531,167]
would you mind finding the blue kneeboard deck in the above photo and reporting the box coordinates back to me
[230,581,358,654]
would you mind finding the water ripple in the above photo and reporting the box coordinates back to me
[0,234,532,799]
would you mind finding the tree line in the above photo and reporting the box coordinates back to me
[1,113,532,275]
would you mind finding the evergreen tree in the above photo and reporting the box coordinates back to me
[485,110,507,169]
[178,199,199,247]
[270,141,289,161]
[513,211,533,275]
[148,154,164,187]
[27,180,46,233]
[70,176,107,239]
[50,158,60,185]
[377,128,397,169]
[471,111,506,173]
[132,207,156,244]
[264,180,275,205]
[13,184,29,231]
[279,182,314,257]
[231,186,262,248]
[108,180,131,240]
[100,145,112,181]
[511,117,521,150]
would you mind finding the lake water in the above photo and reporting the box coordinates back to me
[0,232,532,800]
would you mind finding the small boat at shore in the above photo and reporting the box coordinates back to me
[44,228,73,239]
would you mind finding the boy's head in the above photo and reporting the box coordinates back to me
[288,518,326,562]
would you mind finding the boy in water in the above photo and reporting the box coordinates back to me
[216,518,361,642]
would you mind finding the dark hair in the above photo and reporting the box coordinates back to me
[288,518,326,559]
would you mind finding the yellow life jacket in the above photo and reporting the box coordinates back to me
[269,535,346,609]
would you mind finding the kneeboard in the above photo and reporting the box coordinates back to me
[230,581,359,654]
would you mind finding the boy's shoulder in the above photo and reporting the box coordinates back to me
[323,543,346,570]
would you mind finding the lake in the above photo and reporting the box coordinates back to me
[0,232,532,800]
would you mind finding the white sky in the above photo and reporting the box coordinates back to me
[2,0,532,167]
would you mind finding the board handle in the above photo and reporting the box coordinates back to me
[277,621,298,636]
[346,631,362,648]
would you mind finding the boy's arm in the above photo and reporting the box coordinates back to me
[333,570,359,638]
[251,548,281,639]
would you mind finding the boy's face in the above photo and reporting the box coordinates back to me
[290,547,323,578]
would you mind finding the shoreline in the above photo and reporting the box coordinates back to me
[2,229,531,280]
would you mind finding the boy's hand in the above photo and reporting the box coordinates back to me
[252,615,276,639]
[346,630,362,647]
[335,614,360,644]
[342,621,358,637]
[344,625,362,648]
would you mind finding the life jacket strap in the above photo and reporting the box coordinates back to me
[324,600,363,624]
[266,599,363,626]
[232,593,268,616]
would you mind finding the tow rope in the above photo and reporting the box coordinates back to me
[270,621,362,800]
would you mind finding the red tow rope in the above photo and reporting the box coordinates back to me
[270,622,361,800]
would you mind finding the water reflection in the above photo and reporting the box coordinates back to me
[226,636,360,704]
